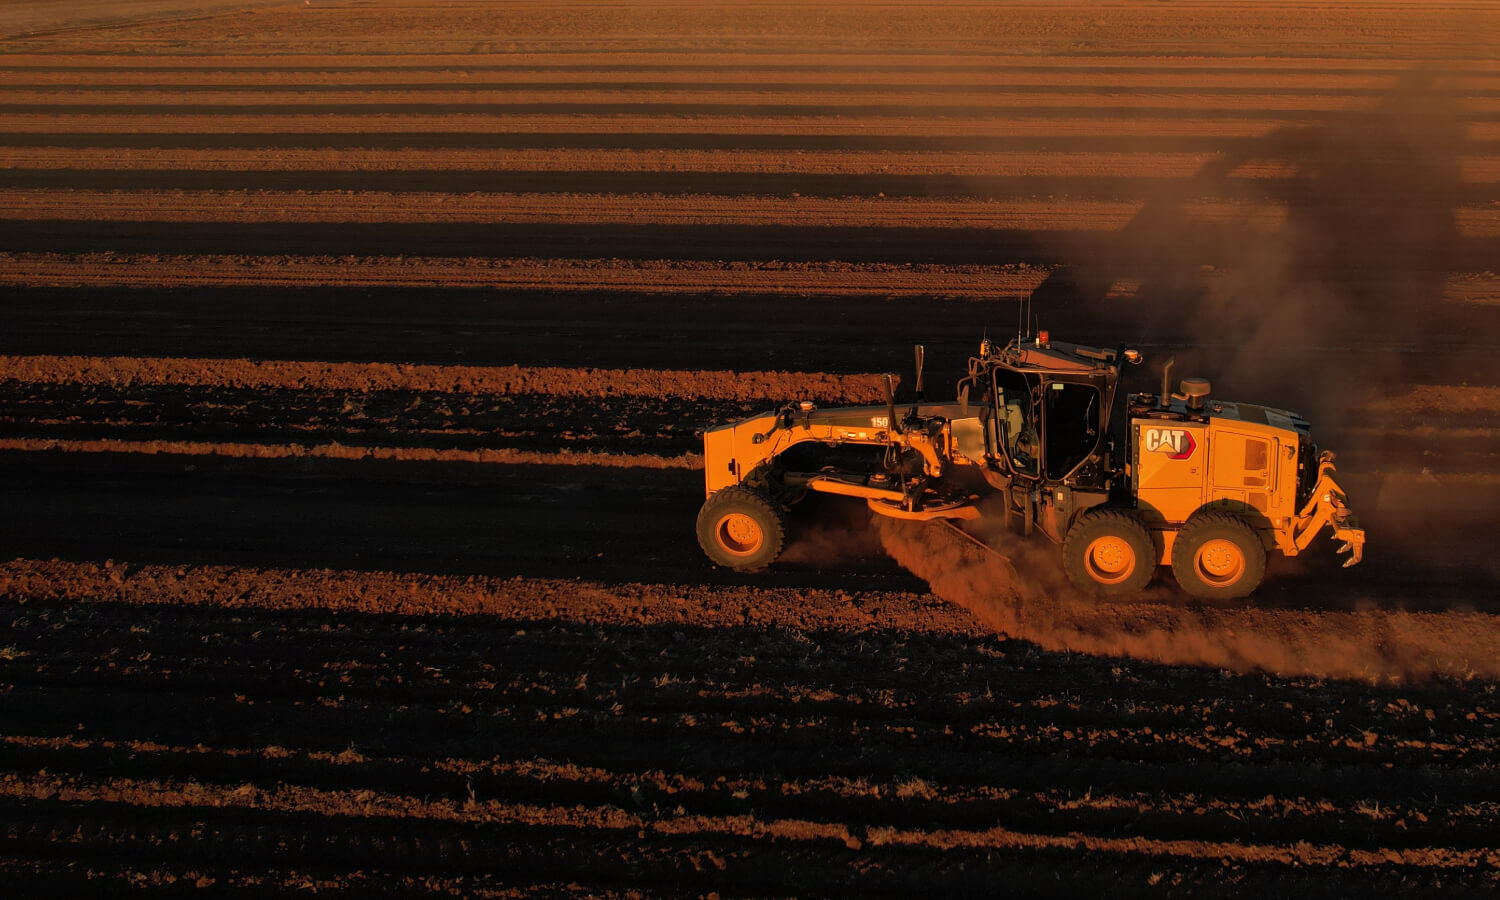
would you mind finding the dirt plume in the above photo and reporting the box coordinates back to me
[874,505,1500,683]
[781,499,890,567]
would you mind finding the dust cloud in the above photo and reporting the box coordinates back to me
[781,498,890,566]
[873,502,1500,684]
[1096,73,1468,412]
[1041,70,1498,593]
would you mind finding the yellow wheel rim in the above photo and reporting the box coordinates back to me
[1195,538,1246,586]
[1084,536,1136,585]
[716,512,764,556]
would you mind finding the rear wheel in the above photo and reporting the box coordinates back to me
[1171,512,1267,600]
[696,486,787,570]
[1062,509,1157,596]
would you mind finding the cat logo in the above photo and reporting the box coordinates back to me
[1144,427,1197,460]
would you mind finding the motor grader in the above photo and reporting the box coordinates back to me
[695,331,1364,599]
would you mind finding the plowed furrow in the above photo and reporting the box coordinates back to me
[11,67,1497,90]
[0,253,1053,297]
[8,219,1499,275]
[1,776,1495,883]
[6,169,1499,207]
[7,640,1497,779]
[8,90,1469,114]
[3,717,1497,867]
[0,218,1093,265]
[0,190,1150,230]
[12,131,1476,154]
[5,733,1495,858]
[0,146,1237,176]
[2,52,1495,75]
[10,192,1500,245]
[0,114,1318,137]
[0,355,892,400]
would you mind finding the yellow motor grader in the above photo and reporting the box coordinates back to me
[695,331,1364,599]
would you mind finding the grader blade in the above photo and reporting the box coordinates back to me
[935,519,1022,583]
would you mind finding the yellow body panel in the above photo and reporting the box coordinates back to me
[702,403,983,521]
[702,413,781,496]
[703,406,906,496]
[1133,422,1210,525]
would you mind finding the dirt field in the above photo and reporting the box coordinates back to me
[3,1,1500,895]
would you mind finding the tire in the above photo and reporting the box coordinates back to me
[695,486,787,570]
[1171,512,1267,600]
[1062,509,1157,596]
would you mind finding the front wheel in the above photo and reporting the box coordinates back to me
[1062,509,1157,596]
[695,486,787,570]
[1171,512,1267,600]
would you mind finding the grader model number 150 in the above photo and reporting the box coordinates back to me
[694,331,1364,600]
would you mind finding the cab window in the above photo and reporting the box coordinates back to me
[992,368,1040,475]
[1044,382,1101,480]
[1242,437,1271,487]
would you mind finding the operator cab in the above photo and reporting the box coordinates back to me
[965,332,1127,498]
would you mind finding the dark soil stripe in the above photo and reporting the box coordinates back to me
[4,132,1497,154]
[5,102,1495,120]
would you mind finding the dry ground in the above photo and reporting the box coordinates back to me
[2,1,1499,896]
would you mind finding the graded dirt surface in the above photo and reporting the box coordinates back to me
[3,1,1500,896]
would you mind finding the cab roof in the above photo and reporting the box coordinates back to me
[996,338,1121,375]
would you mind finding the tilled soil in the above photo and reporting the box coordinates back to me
[3,1,1500,896]
[3,559,1499,897]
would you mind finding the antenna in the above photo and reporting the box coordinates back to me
[913,344,925,403]
[883,374,899,436]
